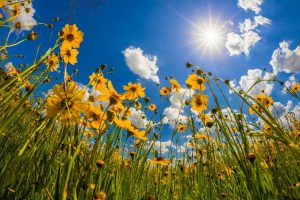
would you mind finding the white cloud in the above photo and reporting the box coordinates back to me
[230,68,274,96]
[162,88,194,128]
[239,15,271,32]
[283,75,297,94]
[270,41,300,74]
[2,1,37,33]
[225,31,261,56]
[238,0,263,14]
[123,46,160,83]
[129,107,154,129]
[268,101,300,127]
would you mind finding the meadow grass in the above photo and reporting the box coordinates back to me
[0,2,300,200]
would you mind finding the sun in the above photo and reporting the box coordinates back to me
[196,20,225,54]
[185,15,228,57]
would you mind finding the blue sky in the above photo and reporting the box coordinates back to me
[2,0,300,153]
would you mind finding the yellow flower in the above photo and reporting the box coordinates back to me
[198,114,211,123]
[191,93,208,113]
[59,24,83,48]
[150,157,171,166]
[160,87,171,96]
[46,82,89,125]
[85,130,94,139]
[263,96,273,107]
[0,0,6,8]
[135,102,142,109]
[186,74,206,91]
[45,53,59,72]
[255,93,266,103]
[89,72,107,92]
[86,104,107,130]
[291,83,300,93]
[177,124,186,132]
[60,44,78,65]
[248,104,263,115]
[128,126,148,141]
[169,79,181,91]
[195,133,208,140]
[97,81,123,105]
[123,82,145,100]
[11,3,20,16]
[148,104,156,111]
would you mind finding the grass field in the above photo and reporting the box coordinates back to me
[0,1,300,200]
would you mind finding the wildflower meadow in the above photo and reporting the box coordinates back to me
[0,1,299,199]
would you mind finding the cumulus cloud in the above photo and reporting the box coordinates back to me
[239,15,271,32]
[225,31,261,56]
[230,68,274,96]
[162,88,194,128]
[238,0,263,14]
[123,46,160,83]
[270,41,300,74]
[283,75,297,94]
[2,1,37,33]
[129,107,154,129]
[267,101,299,127]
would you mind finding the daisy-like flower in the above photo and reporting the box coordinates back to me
[59,24,84,48]
[160,87,171,96]
[127,125,148,141]
[97,81,123,105]
[135,102,142,109]
[0,0,6,8]
[123,82,145,100]
[177,124,186,132]
[191,93,208,113]
[248,104,263,115]
[291,83,300,93]
[86,104,107,130]
[169,79,181,92]
[148,103,156,111]
[46,81,89,125]
[255,93,273,108]
[45,53,59,72]
[89,72,107,93]
[150,157,171,166]
[195,133,209,140]
[186,74,206,91]
[60,43,78,65]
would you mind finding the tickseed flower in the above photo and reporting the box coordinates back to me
[177,124,186,132]
[89,72,107,92]
[11,3,21,16]
[45,53,59,72]
[59,24,83,48]
[60,43,78,65]
[160,87,171,96]
[0,0,6,8]
[126,125,148,141]
[135,102,142,109]
[123,82,145,100]
[86,104,107,130]
[97,81,123,105]
[186,74,206,91]
[94,191,106,200]
[46,82,89,125]
[84,130,94,139]
[291,83,300,93]
[148,104,156,111]
[248,104,263,115]
[191,93,208,113]
[195,133,208,140]
[169,79,181,91]
[150,157,171,166]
